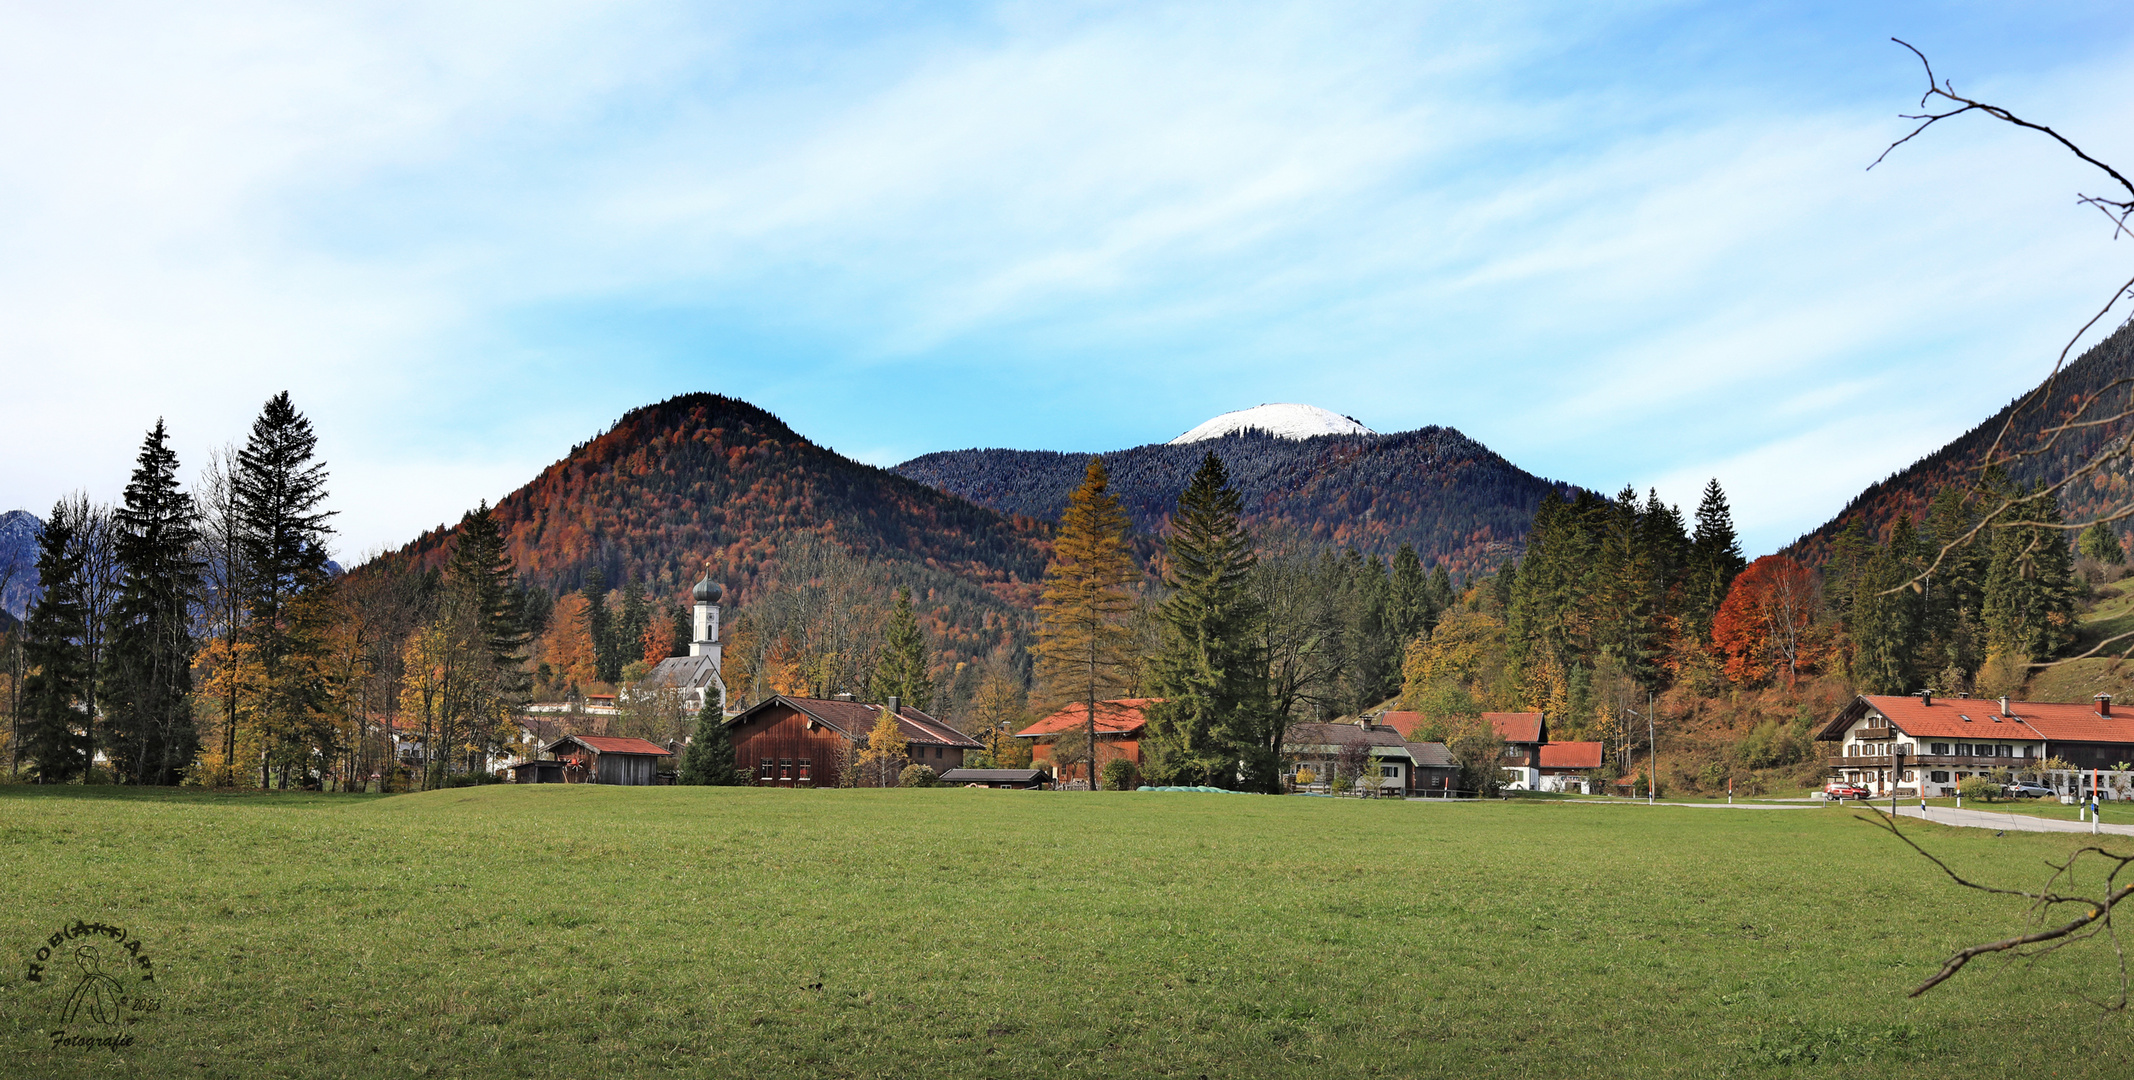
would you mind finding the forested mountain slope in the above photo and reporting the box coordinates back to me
[896,427,1576,578]
[1789,319,2134,564]
[366,394,1049,660]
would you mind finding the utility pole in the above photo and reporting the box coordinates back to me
[1647,692,1656,805]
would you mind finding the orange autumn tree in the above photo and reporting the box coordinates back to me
[1711,555,1822,688]
[540,593,599,687]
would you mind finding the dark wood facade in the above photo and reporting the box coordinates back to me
[542,735,673,785]
[725,696,983,787]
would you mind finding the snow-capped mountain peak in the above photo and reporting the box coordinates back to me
[1168,404,1374,445]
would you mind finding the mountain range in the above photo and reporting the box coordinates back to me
[1788,319,2134,563]
[370,393,1050,659]
[896,406,1574,578]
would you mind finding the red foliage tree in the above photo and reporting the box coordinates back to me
[1711,555,1821,688]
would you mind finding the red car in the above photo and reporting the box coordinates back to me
[1824,783,1871,800]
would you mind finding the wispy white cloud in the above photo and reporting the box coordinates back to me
[0,1,2129,561]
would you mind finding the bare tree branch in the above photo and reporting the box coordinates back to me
[1859,810,2134,1005]
[1860,41,2134,603]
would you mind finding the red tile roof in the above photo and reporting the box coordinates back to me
[1378,711,1426,739]
[1017,699,1159,738]
[1538,741,1603,769]
[1485,712,1544,744]
[1820,695,2134,746]
[549,735,672,757]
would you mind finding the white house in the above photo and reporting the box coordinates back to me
[1285,722,1417,795]
[1813,691,2134,797]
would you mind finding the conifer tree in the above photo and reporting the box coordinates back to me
[234,392,335,787]
[869,587,934,711]
[617,578,650,670]
[1142,453,1266,788]
[1389,543,1434,646]
[1850,517,1926,694]
[1034,457,1137,790]
[678,696,742,784]
[1425,564,1455,615]
[2079,520,2126,565]
[445,502,528,682]
[19,502,89,782]
[1683,479,1746,641]
[1981,483,2076,664]
[583,567,619,684]
[104,421,204,785]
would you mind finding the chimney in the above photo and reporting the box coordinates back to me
[1917,689,1932,708]
[887,695,901,717]
[1999,696,2012,718]
[2099,693,2114,717]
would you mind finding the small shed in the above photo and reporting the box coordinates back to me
[938,768,1051,789]
[544,735,673,786]
[509,759,568,784]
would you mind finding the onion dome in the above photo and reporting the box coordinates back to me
[692,578,724,604]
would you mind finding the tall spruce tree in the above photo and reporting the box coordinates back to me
[1981,483,2076,664]
[583,567,619,684]
[1851,516,1926,694]
[678,695,742,784]
[1033,457,1138,790]
[870,587,935,711]
[1684,479,1747,642]
[1142,453,1267,788]
[1389,543,1434,646]
[235,392,335,787]
[19,502,90,782]
[617,578,650,670]
[445,503,528,682]
[104,421,204,785]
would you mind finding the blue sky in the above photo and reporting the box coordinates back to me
[3,1,2131,561]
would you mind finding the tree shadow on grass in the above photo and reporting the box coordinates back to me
[0,784,390,806]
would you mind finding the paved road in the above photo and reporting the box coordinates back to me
[1881,803,2134,837]
[1564,797,2134,836]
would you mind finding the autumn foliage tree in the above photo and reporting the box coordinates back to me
[1712,555,1821,688]
[1033,458,1139,790]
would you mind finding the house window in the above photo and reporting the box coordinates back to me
[779,758,792,779]
[759,758,774,780]
[798,758,811,781]
[1382,765,1401,779]
[934,746,944,759]
[1930,743,1950,755]
[1930,771,1950,783]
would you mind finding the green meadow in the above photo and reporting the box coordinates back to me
[3,786,2131,1079]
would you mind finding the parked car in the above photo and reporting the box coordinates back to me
[1824,783,1870,800]
[2004,781,2055,799]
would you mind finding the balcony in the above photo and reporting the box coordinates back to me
[1827,755,2029,769]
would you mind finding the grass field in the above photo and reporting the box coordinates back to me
[4,787,2133,1078]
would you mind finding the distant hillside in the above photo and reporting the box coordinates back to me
[0,509,40,620]
[365,393,1050,660]
[896,426,1576,578]
[1789,319,2134,564]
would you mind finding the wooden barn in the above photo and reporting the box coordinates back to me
[1015,698,1158,786]
[725,695,982,787]
[541,735,673,785]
